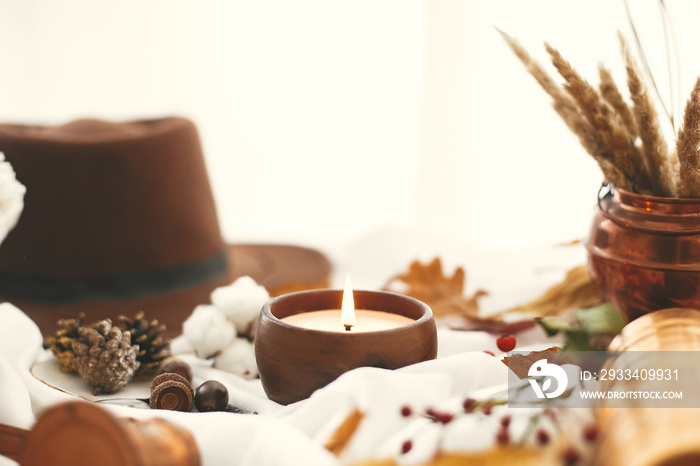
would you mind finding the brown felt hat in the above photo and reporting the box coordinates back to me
[0,117,332,341]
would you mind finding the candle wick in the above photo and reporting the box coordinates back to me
[344,324,353,332]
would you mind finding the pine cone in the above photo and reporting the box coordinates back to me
[118,311,171,379]
[48,313,87,373]
[72,319,140,395]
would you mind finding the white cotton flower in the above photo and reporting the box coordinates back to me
[213,337,258,380]
[211,276,270,335]
[0,153,26,246]
[182,305,236,358]
[169,334,195,355]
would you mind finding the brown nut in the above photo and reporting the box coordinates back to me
[194,380,229,412]
[158,358,193,383]
[149,372,194,412]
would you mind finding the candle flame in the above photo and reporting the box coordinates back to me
[341,273,356,330]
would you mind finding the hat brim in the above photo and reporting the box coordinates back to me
[10,244,332,344]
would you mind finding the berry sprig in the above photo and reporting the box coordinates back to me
[461,397,505,414]
[396,400,597,465]
[397,397,508,456]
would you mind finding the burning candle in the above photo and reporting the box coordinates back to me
[280,274,414,332]
[255,279,438,404]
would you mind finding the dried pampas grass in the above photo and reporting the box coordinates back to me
[621,36,677,197]
[677,77,700,197]
[501,29,698,198]
[599,65,637,140]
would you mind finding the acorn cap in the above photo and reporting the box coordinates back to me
[150,372,194,412]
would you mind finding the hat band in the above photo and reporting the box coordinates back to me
[0,251,228,303]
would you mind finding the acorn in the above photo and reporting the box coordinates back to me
[149,372,194,412]
[158,358,193,383]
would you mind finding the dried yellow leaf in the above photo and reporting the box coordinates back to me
[502,265,601,317]
[351,447,557,466]
[425,447,558,466]
[324,409,365,457]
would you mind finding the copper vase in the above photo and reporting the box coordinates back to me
[587,184,700,322]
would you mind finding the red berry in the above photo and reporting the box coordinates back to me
[400,405,412,417]
[562,447,581,464]
[500,415,511,428]
[463,398,477,412]
[434,412,454,425]
[424,408,453,425]
[496,334,516,352]
[495,427,510,445]
[583,424,598,442]
[401,440,412,454]
[481,402,493,415]
[536,429,550,445]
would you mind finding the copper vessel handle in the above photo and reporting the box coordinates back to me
[597,182,613,209]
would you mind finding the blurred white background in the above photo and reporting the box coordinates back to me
[0,0,698,259]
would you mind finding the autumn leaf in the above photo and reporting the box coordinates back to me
[537,303,624,351]
[384,259,602,333]
[390,257,465,304]
[502,347,562,379]
[426,448,559,466]
[324,409,365,456]
[352,446,558,466]
[502,265,602,317]
[383,258,491,320]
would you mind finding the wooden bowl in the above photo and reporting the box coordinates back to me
[255,289,437,405]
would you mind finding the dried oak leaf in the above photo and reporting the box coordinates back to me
[325,409,365,456]
[502,265,601,318]
[383,258,491,321]
[501,347,562,379]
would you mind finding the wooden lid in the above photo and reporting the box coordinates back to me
[21,401,200,466]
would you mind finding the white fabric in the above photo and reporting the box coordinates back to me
[0,301,561,465]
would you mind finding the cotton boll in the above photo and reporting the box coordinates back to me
[211,276,270,335]
[169,334,195,355]
[214,337,259,380]
[182,305,236,358]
